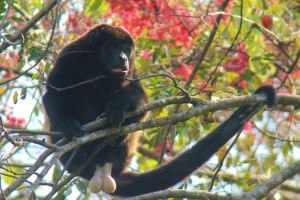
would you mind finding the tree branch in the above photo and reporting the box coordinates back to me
[0,0,59,52]
[2,93,299,199]
[117,189,239,200]
[242,160,300,199]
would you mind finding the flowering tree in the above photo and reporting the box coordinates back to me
[0,0,299,199]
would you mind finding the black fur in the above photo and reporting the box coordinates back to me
[43,24,147,179]
[43,24,276,197]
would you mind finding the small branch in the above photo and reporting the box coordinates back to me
[196,170,300,194]
[138,146,300,194]
[242,160,300,199]
[159,0,231,164]
[46,75,108,92]
[117,189,239,200]
[0,65,33,78]
[30,155,62,199]
[44,173,75,200]
[279,50,300,88]
[0,0,59,86]
[0,0,13,29]
[209,130,243,191]
[254,122,300,143]
[128,73,190,97]
[204,0,244,89]
[21,137,59,150]
[47,73,189,96]
[0,0,59,51]
[3,149,53,197]
[6,129,59,137]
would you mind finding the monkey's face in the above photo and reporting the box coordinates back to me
[99,40,133,78]
[84,25,134,79]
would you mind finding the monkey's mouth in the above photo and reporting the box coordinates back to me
[112,65,129,76]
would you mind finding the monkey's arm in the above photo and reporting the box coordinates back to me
[112,86,276,197]
[43,91,83,140]
[104,80,147,126]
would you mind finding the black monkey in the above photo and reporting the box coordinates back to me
[43,24,276,197]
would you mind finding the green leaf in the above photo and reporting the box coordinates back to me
[84,0,109,17]
[75,179,88,196]
[31,0,42,8]
[31,72,40,80]
[282,142,292,157]
[28,46,44,62]
[16,60,25,70]
[52,164,62,182]
[250,55,276,81]
[2,164,25,186]
[13,91,18,104]
[0,0,5,16]
[20,88,27,100]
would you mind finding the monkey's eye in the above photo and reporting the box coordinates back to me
[124,47,131,54]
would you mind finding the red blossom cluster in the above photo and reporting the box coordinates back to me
[223,43,249,74]
[293,69,300,78]
[6,114,26,128]
[172,64,194,81]
[0,52,20,79]
[155,141,173,156]
[106,0,197,48]
[66,11,95,35]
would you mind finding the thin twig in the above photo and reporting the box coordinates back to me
[158,0,231,165]
[0,0,59,51]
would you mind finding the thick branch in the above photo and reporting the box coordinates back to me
[117,189,239,200]
[83,94,300,133]
[5,94,299,137]
[2,94,299,199]
[196,170,300,194]
[242,160,300,199]
[59,94,272,157]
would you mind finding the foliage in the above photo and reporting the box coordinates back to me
[0,0,299,199]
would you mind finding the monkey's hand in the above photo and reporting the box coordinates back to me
[104,95,128,126]
[59,119,84,140]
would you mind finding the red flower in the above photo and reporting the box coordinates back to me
[223,44,249,74]
[260,15,273,29]
[173,64,194,81]
[156,141,173,155]
[243,121,253,131]
[6,114,26,128]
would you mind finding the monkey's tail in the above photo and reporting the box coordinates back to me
[112,86,276,197]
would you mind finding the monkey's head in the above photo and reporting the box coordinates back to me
[83,24,135,79]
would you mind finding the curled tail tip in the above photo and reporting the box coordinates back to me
[254,85,276,108]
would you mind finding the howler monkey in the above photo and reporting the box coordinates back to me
[43,24,276,197]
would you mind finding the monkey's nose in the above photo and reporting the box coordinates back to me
[120,52,128,64]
